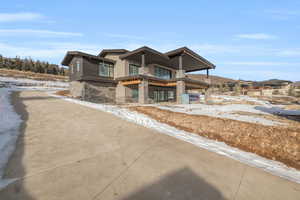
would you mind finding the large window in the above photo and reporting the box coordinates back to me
[132,88,138,99]
[76,61,80,72]
[129,64,139,76]
[99,62,114,77]
[154,66,171,80]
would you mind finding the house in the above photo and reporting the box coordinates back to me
[61,46,215,104]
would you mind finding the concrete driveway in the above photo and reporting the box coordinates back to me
[0,90,299,200]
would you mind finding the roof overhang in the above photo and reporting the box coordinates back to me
[98,49,129,57]
[165,47,216,72]
[119,46,172,68]
[61,51,116,66]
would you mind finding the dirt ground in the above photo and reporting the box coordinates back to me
[131,106,300,170]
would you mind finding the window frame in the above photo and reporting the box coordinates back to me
[129,64,140,76]
[99,62,114,78]
[76,60,80,72]
[154,66,172,80]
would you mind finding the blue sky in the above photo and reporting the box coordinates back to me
[0,0,299,81]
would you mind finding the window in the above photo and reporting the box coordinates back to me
[153,90,174,102]
[129,64,139,76]
[76,61,80,72]
[132,88,138,99]
[154,66,171,80]
[168,91,174,99]
[99,62,114,77]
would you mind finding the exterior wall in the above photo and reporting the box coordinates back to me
[83,81,116,103]
[70,81,84,98]
[69,57,83,81]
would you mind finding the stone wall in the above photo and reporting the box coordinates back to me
[83,81,116,103]
[70,81,85,98]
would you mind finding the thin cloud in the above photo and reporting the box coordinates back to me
[277,49,300,57]
[265,9,300,20]
[104,33,145,40]
[222,61,300,66]
[0,12,43,22]
[0,29,83,37]
[235,33,278,40]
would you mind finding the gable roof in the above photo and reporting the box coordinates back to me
[98,49,129,57]
[165,47,216,69]
[119,46,170,60]
[119,46,216,71]
[61,51,115,66]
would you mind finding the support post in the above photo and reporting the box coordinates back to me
[176,55,185,78]
[139,53,147,75]
[176,80,186,104]
[138,79,148,104]
[206,69,209,78]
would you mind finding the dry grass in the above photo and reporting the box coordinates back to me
[55,90,70,97]
[131,106,300,170]
[0,69,68,82]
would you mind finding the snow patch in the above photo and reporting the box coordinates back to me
[0,88,22,189]
[50,93,300,184]
[0,76,69,88]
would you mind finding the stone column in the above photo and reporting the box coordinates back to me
[116,82,126,103]
[138,79,149,104]
[176,80,186,104]
[139,53,147,75]
[176,55,185,78]
[176,55,186,103]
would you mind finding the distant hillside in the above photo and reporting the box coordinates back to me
[188,74,237,85]
[0,68,68,82]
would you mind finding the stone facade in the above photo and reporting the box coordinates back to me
[70,81,116,103]
[70,81,85,98]
[83,81,116,103]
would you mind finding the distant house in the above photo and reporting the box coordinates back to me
[61,46,215,104]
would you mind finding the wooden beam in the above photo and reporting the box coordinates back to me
[121,80,141,86]
[149,81,177,87]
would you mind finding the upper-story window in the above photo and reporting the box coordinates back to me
[129,64,139,76]
[76,60,80,72]
[154,66,171,80]
[99,62,114,77]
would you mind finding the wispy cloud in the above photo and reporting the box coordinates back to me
[277,49,300,57]
[235,33,278,40]
[0,12,43,22]
[265,9,300,20]
[0,29,83,37]
[0,42,99,61]
[104,33,145,40]
[222,61,300,66]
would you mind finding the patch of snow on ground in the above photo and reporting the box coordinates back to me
[0,76,69,88]
[50,93,300,184]
[0,88,22,189]
[212,95,270,106]
[155,104,281,126]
